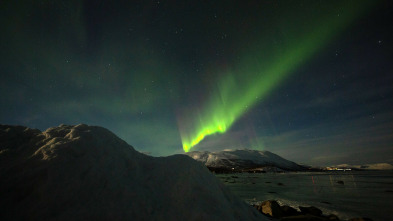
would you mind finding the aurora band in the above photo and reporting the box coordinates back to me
[180,2,374,152]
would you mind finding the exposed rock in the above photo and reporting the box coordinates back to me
[281,205,299,217]
[280,214,330,221]
[348,218,373,221]
[326,214,339,220]
[255,200,285,217]
[253,200,375,221]
[299,206,323,217]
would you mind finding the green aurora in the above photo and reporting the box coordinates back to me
[180,2,373,152]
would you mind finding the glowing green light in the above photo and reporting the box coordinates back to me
[180,2,373,152]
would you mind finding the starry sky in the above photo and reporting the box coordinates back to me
[1,0,392,166]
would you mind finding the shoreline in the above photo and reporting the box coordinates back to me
[250,199,373,221]
[215,171,393,221]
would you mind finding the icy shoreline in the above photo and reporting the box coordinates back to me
[216,172,393,221]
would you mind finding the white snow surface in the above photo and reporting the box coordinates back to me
[0,124,266,221]
[186,149,303,170]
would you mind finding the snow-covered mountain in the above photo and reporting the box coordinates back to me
[186,149,306,171]
[0,124,265,220]
[333,163,393,170]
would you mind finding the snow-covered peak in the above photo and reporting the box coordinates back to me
[186,149,304,171]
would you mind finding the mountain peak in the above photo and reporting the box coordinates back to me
[186,149,305,171]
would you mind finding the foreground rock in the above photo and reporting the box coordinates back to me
[348,218,373,221]
[280,214,333,221]
[0,124,265,220]
[299,206,322,217]
[253,200,373,221]
[254,200,284,217]
[281,205,299,217]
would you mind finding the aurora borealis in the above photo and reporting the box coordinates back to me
[179,1,372,152]
[1,0,393,165]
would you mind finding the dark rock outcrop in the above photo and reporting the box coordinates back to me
[299,206,323,217]
[254,200,285,218]
[280,214,330,221]
[348,218,373,221]
[252,200,375,221]
[281,205,299,217]
[326,214,340,220]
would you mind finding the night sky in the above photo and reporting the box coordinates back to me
[1,0,392,166]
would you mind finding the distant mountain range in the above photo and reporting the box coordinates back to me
[330,163,393,170]
[185,149,307,172]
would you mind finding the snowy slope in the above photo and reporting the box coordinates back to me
[186,149,305,171]
[0,124,266,220]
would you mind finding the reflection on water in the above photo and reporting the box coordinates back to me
[216,171,393,221]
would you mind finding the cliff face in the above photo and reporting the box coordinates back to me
[0,124,265,221]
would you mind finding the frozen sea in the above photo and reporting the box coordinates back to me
[216,171,393,221]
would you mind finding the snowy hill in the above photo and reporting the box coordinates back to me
[186,149,305,172]
[0,124,265,220]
